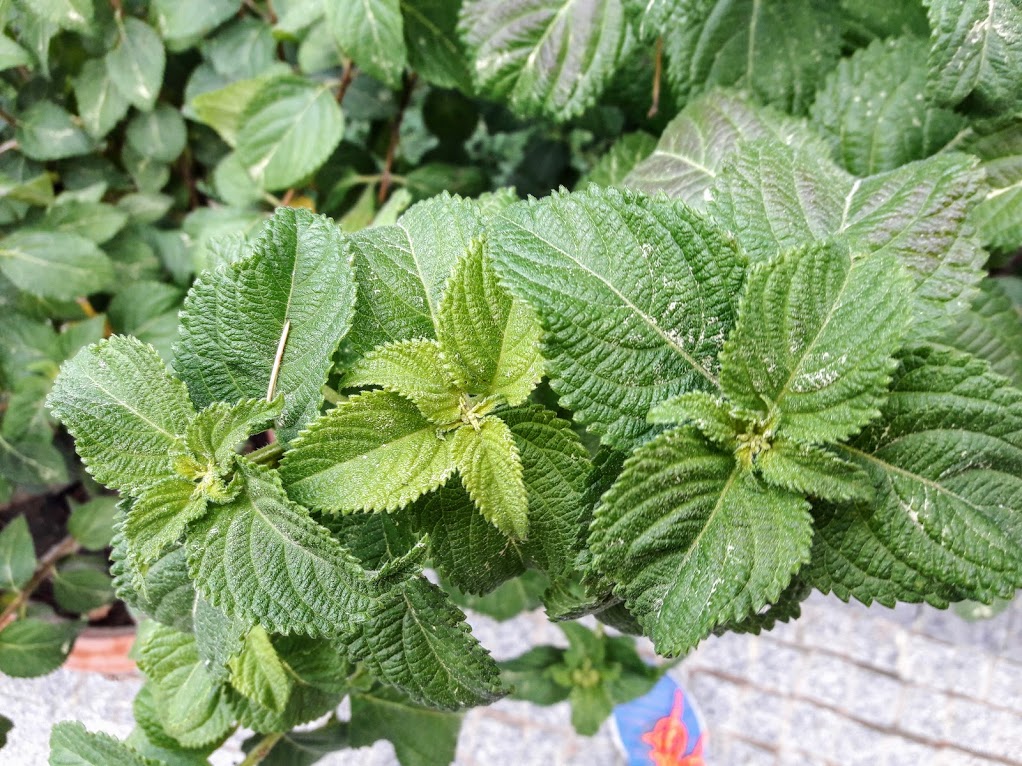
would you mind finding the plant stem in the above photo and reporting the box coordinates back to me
[336,60,356,104]
[239,732,284,766]
[0,106,18,127]
[0,535,80,628]
[378,73,417,206]
[248,442,284,466]
[648,37,663,119]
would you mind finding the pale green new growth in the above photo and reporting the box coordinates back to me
[229,625,293,714]
[648,391,750,450]
[184,397,282,468]
[756,441,873,503]
[452,417,529,540]
[125,477,208,569]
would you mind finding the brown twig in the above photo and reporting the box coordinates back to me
[279,188,296,207]
[179,149,200,210]
[109,0,122,16]
[378,73,417,206]
[0,535,81,628]
[336,60,356,104]
[648,36,663,119]
[0,106,18,128]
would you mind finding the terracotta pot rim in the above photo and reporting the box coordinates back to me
[65,623,137,675]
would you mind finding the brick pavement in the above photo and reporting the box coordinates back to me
[1,593,1019,765]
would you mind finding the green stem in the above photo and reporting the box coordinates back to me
[248,442,284,467]
[238,732,284,766]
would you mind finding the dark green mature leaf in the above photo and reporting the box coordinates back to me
[0,515,35,590]
[811,36,966,176]
[663,0,842,114]
[74,59,131,139]
[936,278,1022,387]
[186,459,377,637]
[401,0,472,90]
[720,242,911,444]
[16,101,93,161]
[0,713,11,748]
[0,230,112,301]
[52,558,115,613]
[235,76,344,191]
[487,186,745,449]
[709,141,986,337]
[926,0,1022,112]
[0,434,68,487]
[112,530,198,633]
[446,569,547,619]
[41,201,129,245]
[48,336,195,493]
[350,575,505,709]
[106,17,166,111]
[459,0,628,121]
[590,427,813,656]
[107,281,185,362]
[0,619,79,677]
[282,390,454,512]
[813,347,1022,606]
[350,685,462,766]
[49,722,158,766]
[963,121,1022,255]
[126,105,188,163]
[176,207,355,442]
[326,0,406,89]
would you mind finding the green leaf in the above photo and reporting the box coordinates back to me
[838,0,929,41]
[756,441,873,503]
[0,515,35,590]
[579,131,656,188]
[192,597,247,684]
[326,0,406,89]
[0,230,113,300]
[936,278,1022,387]
[709,141,986,337]
[400,0,472,90]
[350,575,506,709]
[0,618,78,677]
[190,74,277,147]
[590,427,813,656]
[126,104,188,163]
[344,339,462,424]
[487,186,745,449]
[347,193,486,355]
[49,336,194,493]
[813,347,1022,605]
[16,101,93,161]
[153,0,240,47]
[460,0,627,121]
[13,0,92,30]
[926,0,1022,112]
[49,722,158,766]
[437,240,543,404]
[446,570,547,620]
[105,17,166,111]
[810,36,965,176]
[185,397,282,467]
[963,121,1022,255]
[0,434,68,487]
[452,417,528,539]
[107,281,185,363]
[350,685,462,766]
[281,390,455,513]
[0,171,54,207]
[228,625,293,713]
[245,718,349,766]
[662,0,842,114]
[500,645,570,705]
[125,477,208,567]
[52,557,115,614]
[74,58,131,139]
[235,76,344,191]
[67,496,118,551]
[720,242,911,444]
[715,576,811,636]
[40,201,129,245]
[186,459,377,636]
[137,623,235,748]
[176,207,355,442]
[648,391,746,449]
[0,713,11,748]
[111,535,197,633]
[0,34,30,70]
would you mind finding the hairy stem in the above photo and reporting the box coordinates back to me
[239,732,284,766]
[248,442,284,467]
[378,73,418,206]
[0,535,81,627]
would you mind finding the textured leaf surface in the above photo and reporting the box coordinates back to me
[756,441,873,503]
[438,241,542,404]
[811,36,965,176]
[125,478,208,567]
[487,187,745,449]
[812,348,1022,605]
[349,575,506,709]
[580,132,656,188]
[720,243,911,444]
[176,207,355,442]
[186,460,377,637]
[459,0,627,121]
[327,0,406,89]
[452,417,529,539]
[185,397,282,467]
[281,390,454,513]
[590,428,813,655]
[936,278,1022,387]
[926,0,1022,112]
[0,230,113,300]
[48,336,194,493]
[963,121,1022,255]
[49,722,157,766]
[229,625,292,713]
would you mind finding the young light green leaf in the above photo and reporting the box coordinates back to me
[0,515,35,590]
[349,686,462,766]
[48,336,195,493]
[228,625,293,714]
[590,427,813,656]
[0,618,78,677]
[663,0,842,114]
[437,240,543,404]
[452,416,528,539]
[74,58,131,139]
[814,347,1022,605]
[926,0,1022,112]
[810,36,965,176]
[344,339,462,424]
[487,186,745,449]
[186,459,378,637]
[460,0,626,121]
[349,575,506,709]
[125,477,208,567]
[105,17,166,111]
[0,34,31,70]
[280,390,455,513]
[16,101,93,161]
[756,440,873,503]
[326,0,406,89]
[235,76,344,191]
[184,397,282,468]
[176,207,355,442]
[720,243,911,444]
[936,278,1022,387]
[0,230,113,300]
[50,722,159,766]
